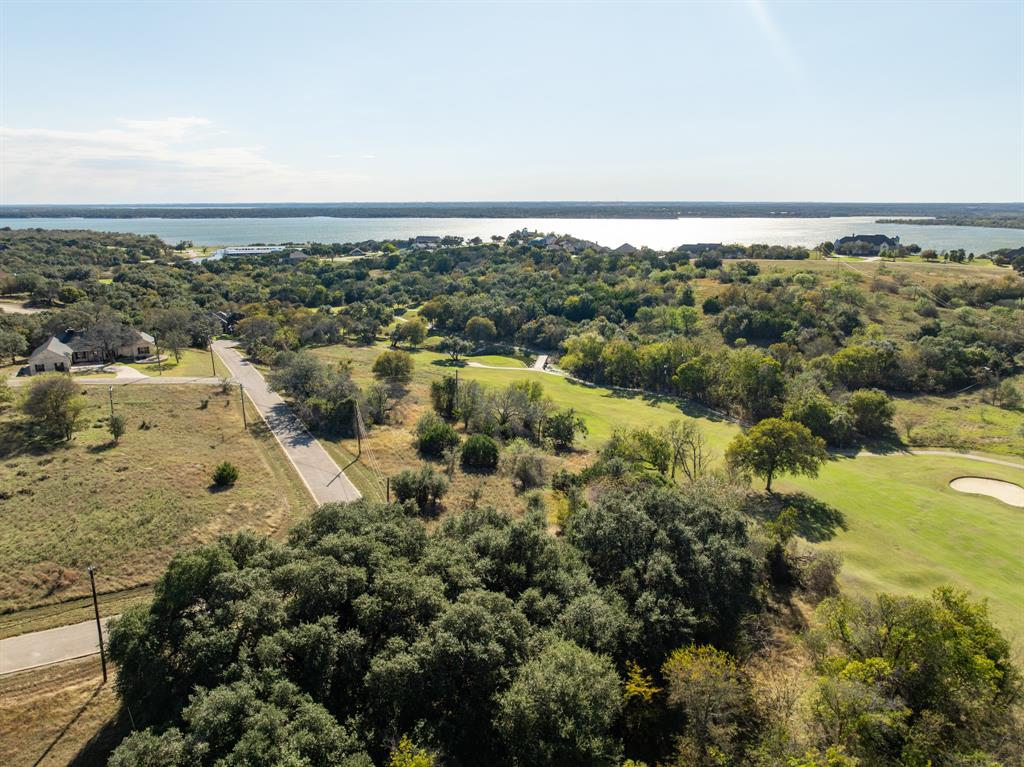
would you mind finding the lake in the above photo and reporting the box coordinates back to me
[1,215,1020,252]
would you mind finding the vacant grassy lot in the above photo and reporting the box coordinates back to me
[892,378,1024,458]
[0,657,123,767]
[782,453,1024,646]
[0,384,312,613]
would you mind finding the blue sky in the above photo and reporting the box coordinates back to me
[1,1,1020,203]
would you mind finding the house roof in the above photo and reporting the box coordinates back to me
[415,235,441,243]
[28,335,73,361]
[835,234,899,246]
[47,327,153,354]
[613,243,638,254]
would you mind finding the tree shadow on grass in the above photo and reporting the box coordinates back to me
[67,704,133,767]
[598,383,736,424]
[745,491,847,542]
[0,420,68,460]
[430,358,467,368]
[32,681,113,767]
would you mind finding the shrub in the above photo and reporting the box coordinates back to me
[415,412,461,457]
[20,374,88,441]
[372,350,414,383]
[391,464,448,515]
[212,461,239,487]
[108,413,127,443]
[846,388,895,437]
[503,439,548,490]
[545,407,587,451]
[460,433,500,472]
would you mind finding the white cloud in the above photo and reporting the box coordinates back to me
[0,117,366,202]
[746,0,802,80]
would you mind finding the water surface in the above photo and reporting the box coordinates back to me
[1,215,1020,252]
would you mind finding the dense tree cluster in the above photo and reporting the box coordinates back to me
[107,483,761,766]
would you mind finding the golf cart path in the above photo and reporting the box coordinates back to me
[876,450,1024,470]
[212,340,361,505]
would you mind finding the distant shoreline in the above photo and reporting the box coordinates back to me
[2,201,1022,221]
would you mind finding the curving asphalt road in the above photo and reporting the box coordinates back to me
[212,340,361,505]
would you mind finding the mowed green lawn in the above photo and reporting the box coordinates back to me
[782,454,1024,645]
[312,341,738,450]
[127,347,222,378]
[314,340,1024,643]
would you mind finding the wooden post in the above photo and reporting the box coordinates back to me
[209,339,217,377]
[108,386,114,419]
[87,566,107,683]
[239,383,247,429]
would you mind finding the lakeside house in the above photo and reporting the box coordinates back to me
[221,245,290,257]
[25,328,155,375]
[413,235,442,249]
[833,233,900,256]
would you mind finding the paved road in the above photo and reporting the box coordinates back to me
[7,374,221,387]
[212,340,361,505]
[0,618,111,675]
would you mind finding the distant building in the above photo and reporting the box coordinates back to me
[221,245,289,257]
[833,234,900,256]
[348,247,367,257]
[210,311,237,333]
[414,235,442,249]
[25,328,154,375]
[612,243,638,255]
[675,243,723,254]
[284,250,311,264]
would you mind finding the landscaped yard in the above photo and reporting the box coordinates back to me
[126,347,221,378]
[0,384,312,613]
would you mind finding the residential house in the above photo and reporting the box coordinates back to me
[612,243,638,255]
[414,235,442,249]
[285,250,311,264]
[25,328,155,375]
[833,234,900,256]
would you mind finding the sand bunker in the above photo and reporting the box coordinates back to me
[949,477,1024,508]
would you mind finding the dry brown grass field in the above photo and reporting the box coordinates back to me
[0,384,313,615]
[0,658,124,767]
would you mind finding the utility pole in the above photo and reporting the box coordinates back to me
[87,566,107,683]
[209,338,217,377]
[155,339,163,375]
[386,476,390,502]
[239,383,248,429]
[108,386,114,419]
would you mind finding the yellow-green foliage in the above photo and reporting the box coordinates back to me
[388,735,435,767]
